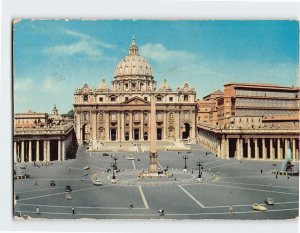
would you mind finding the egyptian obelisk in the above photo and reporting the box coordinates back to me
[149,94,158,174]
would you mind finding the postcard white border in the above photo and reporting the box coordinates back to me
[0,0,299,232]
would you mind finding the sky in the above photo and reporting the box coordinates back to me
[13,20,299,114]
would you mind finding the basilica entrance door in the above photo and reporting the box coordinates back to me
[182,123,190,139]
[157,128,162,140]
[134,129,139,140]
[111,129,116,141]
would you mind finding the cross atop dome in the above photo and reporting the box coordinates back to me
[129,35,139,56]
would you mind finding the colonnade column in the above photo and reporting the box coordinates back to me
[225,138,229,159]
[21,141,25,163]
[270,139,274,160]
[58,140,62,161]
[14,142,17,163]
[262,138,266,160]
[239,138,244,159]
[292,139,296,161]
[43,141,47,162]
[62,141,66,161]
[47,140,50,162]
[247,138,251,159]
[36,140,40,162]
[254,138,258,159]
[28,141,32,162]
[277,139,282,160]
[284,139,288,160]
[140,111,144,140]
[129,112,133,140]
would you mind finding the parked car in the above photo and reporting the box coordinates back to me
[265,198,274,205]
[83,166,90,170]
[65,185,72,192]
[50,180,56,186]
[252,203,267,211]
[19,165,26,169]
[65,193,72,200]
[103,153,109,156]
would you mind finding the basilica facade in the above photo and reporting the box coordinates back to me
[74,37,197,146]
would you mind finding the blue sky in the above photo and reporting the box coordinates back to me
[13,20,299,114]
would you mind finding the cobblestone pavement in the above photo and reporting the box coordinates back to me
[14,144,299,220]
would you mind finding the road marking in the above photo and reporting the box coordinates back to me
[208,161,240,170]
[204,201,299,209]
[178,185,205,208]
[138,186,149,209]
[17,185,112,202]
[132,160,136,170]
[16,203,145,210]
[200,183,299,196]
[14,208,298,217]
[216,180,299,190]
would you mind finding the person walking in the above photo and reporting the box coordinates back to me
[129,201,133,209]
[36,206,40,215]
[229,205,233,215]
[72,206,75,215]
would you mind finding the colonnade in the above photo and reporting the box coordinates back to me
[197,129,299,161]
[14,139,66,163]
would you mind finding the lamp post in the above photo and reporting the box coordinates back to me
[183,155,188,171]
[196,161,203,179]
[111,154,118,181]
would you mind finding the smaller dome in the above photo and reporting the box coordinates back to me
[159,79,172,91]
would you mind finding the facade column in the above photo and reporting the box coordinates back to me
[92,111,97,141]
[277,138,281,160]
[36,140,40,162]
[62,141,66,161]
[21,141,25,163]
[295,140,299,161]
[140,111,144,140]
[14,142,17,163]
[121,112,125,141]
[129,112,133,140]
[76,112,81,144]
[105,111,110,141]
[270,139,274,160]
[247,138,251,159]
[47,140,50,162]
[254,138,258,159]
[58,140,62,161]
[292,139,296,161]
[175,111,180,141]
[43,140,47,162]
[163,111,167,140]
[28,141,32,162]
[262,138,266,160]
[117,112,121,141]
[220,138,225,158]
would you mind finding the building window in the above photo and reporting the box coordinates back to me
[99,97,103,102]
[111,97,116,102]
[83,95,88,101]
[125,97,129,101]
[184,95,188,101]
[169,97,173,102]
[144,97,148,101]
[125,83,129,89]
[157,97,162,102]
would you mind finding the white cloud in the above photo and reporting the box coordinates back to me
[14,78,35,91]
[44,30,115,59]
[140,43,196,62]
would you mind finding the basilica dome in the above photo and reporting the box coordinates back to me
[114,37,153,78]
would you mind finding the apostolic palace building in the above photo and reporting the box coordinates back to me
[197,83,300,161]
[73,37,197,148]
